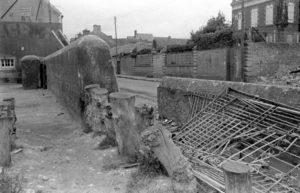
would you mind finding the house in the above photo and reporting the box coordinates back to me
[0,0,65,82]
[231,0,300,42]
[91,25,114,47]
[127,30,154,42]
[71,25,115,47]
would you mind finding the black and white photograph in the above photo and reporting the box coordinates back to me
[0,0,300,192]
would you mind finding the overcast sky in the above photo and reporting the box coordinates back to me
[51,0,232,39]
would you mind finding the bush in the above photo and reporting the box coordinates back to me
[192,28,236,50]
[166,44,194,53]
[131,48,152,58]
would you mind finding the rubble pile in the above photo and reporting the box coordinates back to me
[256,65,300,87]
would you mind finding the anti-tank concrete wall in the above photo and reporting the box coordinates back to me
[158,77,300,124]
[43,35,119,119]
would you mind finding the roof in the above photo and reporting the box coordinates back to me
[110,41,152,56]
[153,37,188,48]
[136,33,154,41]
[0,0,62,22]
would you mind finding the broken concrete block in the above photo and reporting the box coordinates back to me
[141,125,197,193]
[110,92,140,162]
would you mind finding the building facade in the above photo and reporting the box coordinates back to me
[0,0,64,82]
[232,0,300,42]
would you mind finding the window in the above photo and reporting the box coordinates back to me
[266,4,273,25]
[237,12,242,30]
[251,8,258,27]
[0,59,15,69]
[288,2,295,23]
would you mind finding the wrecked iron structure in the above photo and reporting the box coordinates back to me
[173,87,300,193]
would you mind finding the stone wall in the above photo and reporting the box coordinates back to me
[245,42,300,85]
[158,77,300,124]
[43,35,119,119]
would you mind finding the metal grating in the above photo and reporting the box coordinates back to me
[174,88,300,193]
[185,91,217,121]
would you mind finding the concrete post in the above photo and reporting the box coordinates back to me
[2,98,17,150]
[222,161,253,193]
[109,92,140,162]
[0,117,12,167]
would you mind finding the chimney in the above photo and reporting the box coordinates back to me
[134,30,137,38]
[93,25,101,34]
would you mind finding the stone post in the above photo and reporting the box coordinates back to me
[142,125,197,193]
[2,98,17,150]
[222,161,253,193]
[109,92,140,162]
[0,117,12,167]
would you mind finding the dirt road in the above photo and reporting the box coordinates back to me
[0,84,135,193]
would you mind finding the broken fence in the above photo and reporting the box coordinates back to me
[174,88,300,193]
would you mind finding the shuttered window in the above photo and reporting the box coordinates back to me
[288,2,295,23]
[237,12,242,30]
[251,8,258,27]
[265,4,273,25]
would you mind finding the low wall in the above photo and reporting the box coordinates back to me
[158,77,300,123]
[43,35,119,119]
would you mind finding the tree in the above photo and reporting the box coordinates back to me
[190,12,234,50]
[191,12,230,36]
[275,0,288,31]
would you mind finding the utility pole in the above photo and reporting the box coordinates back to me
[241,0,245,82]
[114,16,120,74]
[114,16,118,57]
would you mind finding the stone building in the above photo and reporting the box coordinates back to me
[0,0,64,82]
[232,0,300,42]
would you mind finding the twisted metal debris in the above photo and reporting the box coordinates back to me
[174,88,300,193]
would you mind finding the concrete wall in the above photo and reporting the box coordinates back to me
[194,49,228,80]
[43,35,119,119]
[0,22,63,82]
[118,48,236,80]
[152,53,165,78]
[245,42,300,82]
[120,55,135,76]
[166,52,193,67]
[158,77,300,124]
[135,54,153,77]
